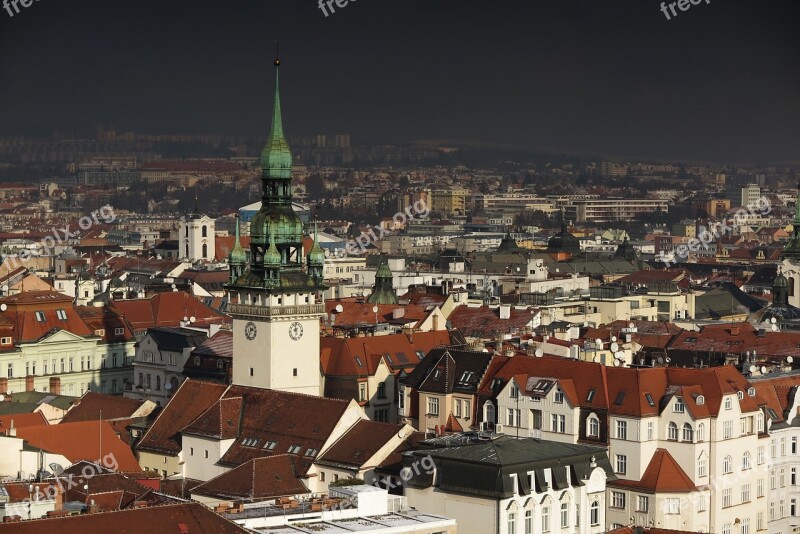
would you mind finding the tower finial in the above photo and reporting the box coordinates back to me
[274,37,280,67]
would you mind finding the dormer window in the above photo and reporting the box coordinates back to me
[56,309,67,320]
[748,387,756,397]
[674,397,685,413]
[34,311,46,322]
[737,391,744,401]
[696,395,705,406]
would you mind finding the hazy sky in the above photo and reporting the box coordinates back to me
[1,0,798,163]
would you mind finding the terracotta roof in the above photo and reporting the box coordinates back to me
[191,329,233,358]
[670,322,800,358]
[215,235,251,261]
[325,299,430,327]
[109,291,227,333]
[0,411,48,430]
[191,455,309,501]
[0,502,249,533]
[317,420,405,469]
[61,392,149,424]
[137,380,229,454]
[321,330,450,378]
[448,305,538,340]
[16,421,140,472]
[611,449,697,493]
[443,413,463,433]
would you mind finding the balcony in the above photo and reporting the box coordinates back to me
[227,303,325,318]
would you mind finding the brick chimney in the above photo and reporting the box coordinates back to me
[731,326,740,336]
[87,499,99,514]
[49,377,61,395]
[25,376,34,392]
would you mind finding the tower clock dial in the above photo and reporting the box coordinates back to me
[244,321,257,340]
[289,322,304,341]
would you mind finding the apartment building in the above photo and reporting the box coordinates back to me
[571,199,670,223]
[403,433,613,534]
[482,358,770,533]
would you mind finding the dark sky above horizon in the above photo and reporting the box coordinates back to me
[1,0,798,163]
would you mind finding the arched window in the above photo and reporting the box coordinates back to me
[742,452,751,470]
[202,225,208,238]
[725,397,732,410]
[668,422,678,440]
[682,423,693,442]
[697,423,705,441]
[590,501,600,526]
[588,415,599,438]
[698,456,708,477]
[484,402,495,424]
[737,391,744,401]
[202,244,208,259]
[723,455,732,473]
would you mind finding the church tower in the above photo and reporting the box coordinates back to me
[179,198,216,262]
[225,54,327,396]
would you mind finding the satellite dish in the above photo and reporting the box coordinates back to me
[665,357,671,363]
[535,348,544,358]
[749,365,756,373]
[772,324,779,332]
[48,463,65,477]
[183,316,189,322]
[771,317,777,324]
[0,304,6,312]
[657,357,664,364]
[555,268,559,273]
[335,304,344,313]
[165,382,172,390]
[611,336,617,343]
[595,338,603,347]
[613,359,620,367]
[611,342,620,352]
[760,366,767,374]
[629,322,635,329]
[788,356,794,363]
[189,316,196,323]
[372,306,379,313]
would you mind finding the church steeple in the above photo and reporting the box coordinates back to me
[228,214,246,283]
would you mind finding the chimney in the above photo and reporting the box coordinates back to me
[432,314,439,331]
[499,305,511,320]
[731,326,740,336]
[25,376,34,392]
[49,377,61,395]
[392,308,405,319]
[88,499,99,514]
[0,377,7,394]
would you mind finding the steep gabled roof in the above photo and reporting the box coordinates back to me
[191,455,308,501]
[611,449,696,493]
[61,392,149,424]
[316,420,405,470]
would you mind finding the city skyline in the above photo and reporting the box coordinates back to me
[0,0,798,163]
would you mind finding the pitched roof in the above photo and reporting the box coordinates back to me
[191,455,308,501]
[15,421,141,472]
[0,503,249,534]
[61,392,149,424]
[137,379,229,454]
[316,420,405,469]
[611,449,696,493]
[109,291,227,333]
[0,411,48,430]
[448,305,538,340]
[404,347,496,395]
[325,299,430,327]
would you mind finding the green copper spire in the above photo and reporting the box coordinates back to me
[308,219,325,265]
[367,258,399,305]
[229,214,246,265]
[260,55,293,179]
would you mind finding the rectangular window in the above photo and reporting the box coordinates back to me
[455,399,461,417]
[34,311,46,322]
[741,518,750,534]
[616,420,627,440]
[741,483,750,503]
[524,510,532,534]
[359,383,367,402]
[616,454,627,475]
[115,327,124,335]
[781,437,786,456]
[541,506,550,532]
[722,488,732,508]
[560,502,568,528]
[507,408,520,427]
[507,512,516,534]
[674,397,684,412]
[427,397,439,416]
[464,400,470,417]
[758,446,765,465]
[612,491,626,509]
[757,512,764,531]
[56,309,67,320]
[757,478,764,498]
[647,421,654,440]
[550,414,565,433]
[554,390,564,403]
[723,420,732,439]
[637,495,649,512]
[665,498,679,514]
[722,524,731,534]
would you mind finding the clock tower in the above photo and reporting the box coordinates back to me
[225,54,326,396]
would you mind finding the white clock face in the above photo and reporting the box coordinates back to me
[289,322,303,341]
[244,321,257,341]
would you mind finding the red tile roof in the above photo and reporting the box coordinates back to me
[611,449,697,493]
[0,502,249,533]
[16,421,140,472]
[448,305,538,340]
[190,455,309,501]
[109,291,227,333]
[325,299,430,327]
[317,420,405,469]
[61,392,149,424]
[0,412,48,430]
